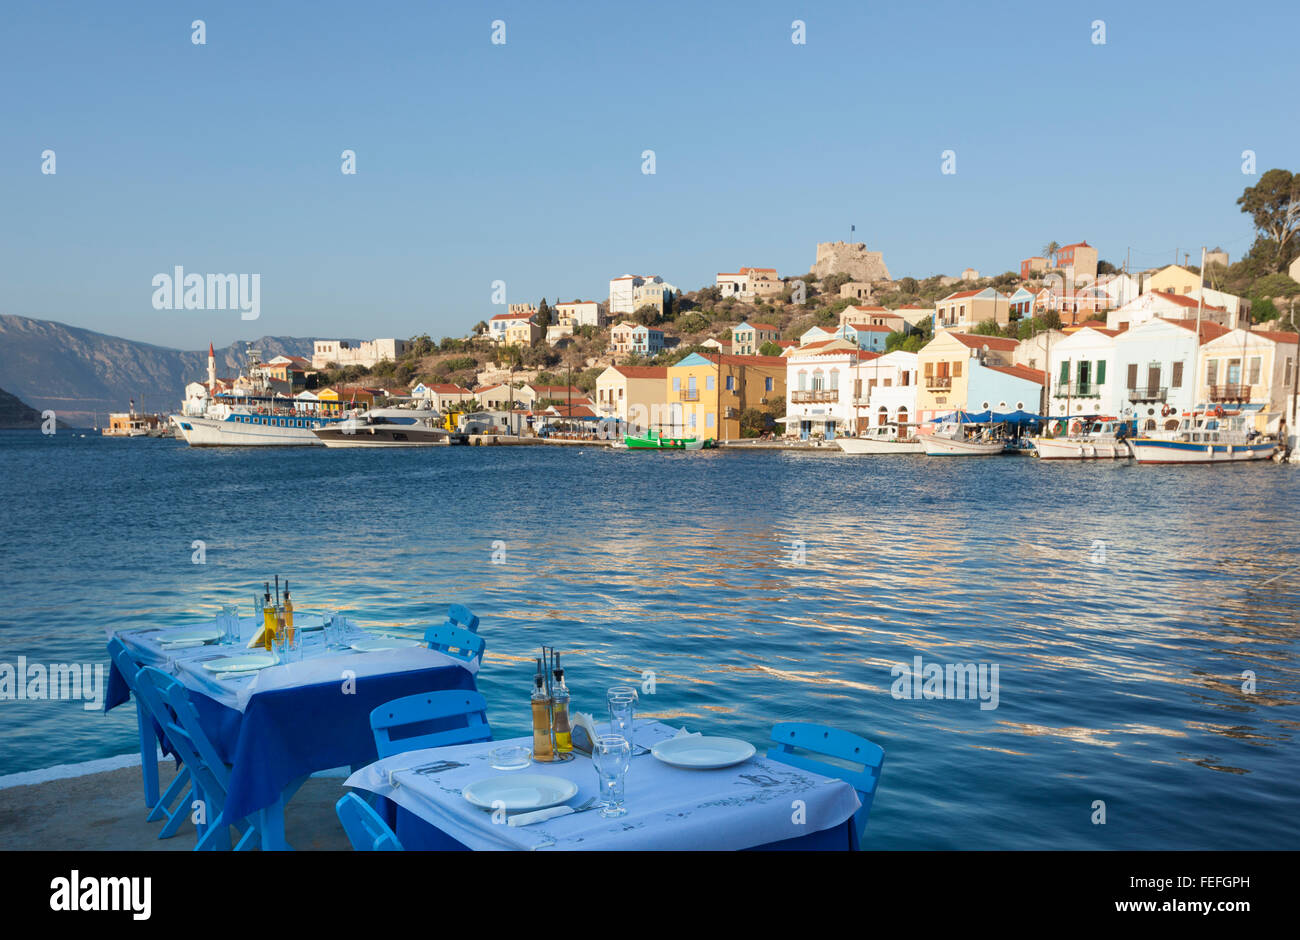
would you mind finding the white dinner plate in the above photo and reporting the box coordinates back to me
[462,774,579,812]
[349,636,422,652]
[160,625,223,645]
[201,652,279,673]
[650,735,756,770]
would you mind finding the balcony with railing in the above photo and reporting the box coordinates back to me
[790,389,839,403]
[1127,385,1169,402]
[925,375,952,390]
[1209,384,1251,403]
[1053,382,1100,398]
[678,389,700,402]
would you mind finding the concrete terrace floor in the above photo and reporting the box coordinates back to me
[0,761,352,850]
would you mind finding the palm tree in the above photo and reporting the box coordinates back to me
[1042,241,1061,265]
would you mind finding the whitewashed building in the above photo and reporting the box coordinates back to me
[784,343,872,438]
[851,350,919,434]
[1113,319,1230,431]
[1107,291,1232,331]
[1045,326,1122,420]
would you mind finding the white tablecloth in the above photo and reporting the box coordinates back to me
[344,720,860,851]
[112,616,477,711]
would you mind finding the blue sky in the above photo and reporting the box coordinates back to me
[2,0,1297,350]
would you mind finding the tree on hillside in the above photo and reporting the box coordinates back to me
[971,319,1004,337]
[536,298,552,328]
[1238,169,1300,273]
[632,304,660,326]
[1042,241,1060,263]
[1097,260,1117,276]
[758,340,783,357]
[898,276,919,294]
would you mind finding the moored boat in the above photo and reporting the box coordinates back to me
[312,409,452,447]
[1032,419,1133,460]
[624,429,711,450]
[1128,410,1278,464]
[835,424,924,455]
[919,421,1005,456]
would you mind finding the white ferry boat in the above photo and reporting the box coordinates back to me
[171,398,343,446]
[1128,410,1278,464]
[1033,419,1133,460]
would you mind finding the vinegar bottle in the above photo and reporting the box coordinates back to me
[262,584,276,652]
[282,581,294,645]
[531,661,553,762]
[552,655,572,755]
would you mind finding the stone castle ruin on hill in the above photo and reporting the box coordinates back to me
[810,241,891,282]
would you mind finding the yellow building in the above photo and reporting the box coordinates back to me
[595,365,667,433]
[1197,328,1299,432]
[316,386,379,414]
[504,319,541,347]
[663,352,785,441]
[1143,264,1201,296]
[915,332,1019,424]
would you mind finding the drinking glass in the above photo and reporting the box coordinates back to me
[220,604,241,646]
[607,686,638,750]
[592,734,631,817]
[272,623,289,661]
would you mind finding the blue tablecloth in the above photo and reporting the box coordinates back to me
[107,654,477,820]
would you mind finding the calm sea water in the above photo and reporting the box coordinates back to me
[2,430,1298,849]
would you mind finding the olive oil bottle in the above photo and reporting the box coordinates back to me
[530,660,553,762]
[552,655,572,755]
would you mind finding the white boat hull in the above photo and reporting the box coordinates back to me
[1128,438,1277,464]
[919,433,1005,456]
[1032,437,1131,460]
[171,414,324,446]
[836,437,925,454]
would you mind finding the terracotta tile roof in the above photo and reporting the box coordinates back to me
[940,289,985,301]
[985,364,1046,385]
[1149,291,1227,312]
[1163,318,1232,343]
[1059,241,1090,249]
[698,353,787,367]
[609,366,668,379]
[745,322,778,331]
[1249,330,1300,345]
[845,305,891,313]
[843,323,893,333]
[490,311,536,321]
[946,332,1019,351]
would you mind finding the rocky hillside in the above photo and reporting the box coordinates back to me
[0,316,318,427]
[0,386,49,429]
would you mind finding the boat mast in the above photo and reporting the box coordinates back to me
[1194,246,1206,417]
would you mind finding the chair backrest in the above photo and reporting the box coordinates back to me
[447,604,480,634]
[110,639,169,721]
[369,690,492,759]
[335,793,403,851]
[136,667,231,807]
[422,623,485,664]
[767,722,884,845]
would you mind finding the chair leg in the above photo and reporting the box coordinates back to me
[148,765,190,823]
[232,818,261,851]
[194,811,232,851]
[136,701,159,807]
[157,783,194,840]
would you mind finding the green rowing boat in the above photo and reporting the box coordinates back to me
[624,430,715,450]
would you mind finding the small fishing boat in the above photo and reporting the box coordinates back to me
[1033,418,1133,460]
[312,409,452,447]
[624,429,711,450]
[835,424,924,455]
[1128,409,1278,464]
[919,420,1005,456]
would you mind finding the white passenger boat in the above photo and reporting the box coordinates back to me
[312,409,452,447]
[919,421,1005,456]
[1033,419,1133,460]
[836,424,924,454]
[1129,410,1278,464]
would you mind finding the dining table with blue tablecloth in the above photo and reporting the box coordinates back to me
[345,720,861,851]
[105,616,479,848]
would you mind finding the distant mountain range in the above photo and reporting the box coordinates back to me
[0,316,328,427]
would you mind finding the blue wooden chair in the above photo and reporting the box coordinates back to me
[107,639,196,839]
[137,667,261,851]
[767,722,884,847]
[422,623,485,665]
[447,604,480,634]
[370,690,492,759]
[336,793,403,851]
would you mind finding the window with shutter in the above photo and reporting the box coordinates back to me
[1127,363,1138,390]
[1097,361,1107,384]
[1171,362,1183,388]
